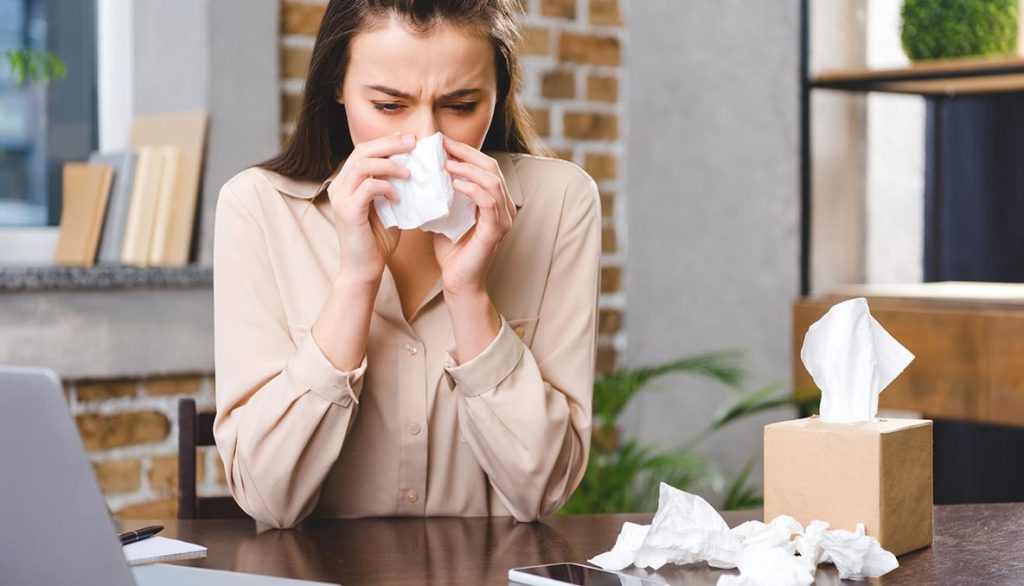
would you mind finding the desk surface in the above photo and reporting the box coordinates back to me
[120,503,1024,585]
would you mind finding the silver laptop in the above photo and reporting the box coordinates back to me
[0,366,335,586]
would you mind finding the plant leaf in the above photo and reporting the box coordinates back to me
[723,456,763,511]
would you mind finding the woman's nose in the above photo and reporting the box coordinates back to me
[410,109,441,140]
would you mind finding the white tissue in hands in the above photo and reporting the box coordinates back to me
[588,483,899,585]
[373,131,477,242]
[800,297,915,423]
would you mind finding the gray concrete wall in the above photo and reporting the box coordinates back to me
[0,287,213,380]
[622,1,801,502]
[132,0,280,265]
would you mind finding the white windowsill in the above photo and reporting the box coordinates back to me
[0,227,60,266]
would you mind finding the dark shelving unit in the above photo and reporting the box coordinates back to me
[798,0,1024,295]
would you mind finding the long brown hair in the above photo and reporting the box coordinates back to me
[259,0,549,182]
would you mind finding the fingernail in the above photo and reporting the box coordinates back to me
[452,178,467,187]
[401,134,415,145]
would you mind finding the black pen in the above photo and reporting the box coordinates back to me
[118,524,163,545]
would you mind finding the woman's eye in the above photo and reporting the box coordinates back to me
[372,102,403,113]
[446,102,477,113]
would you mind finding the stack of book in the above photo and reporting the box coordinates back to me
[54,112,208,268]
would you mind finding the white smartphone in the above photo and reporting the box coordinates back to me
[508,562,660,586]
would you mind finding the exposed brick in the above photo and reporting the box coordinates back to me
[115,498,177,520]
[600,266,622,293]
[584,152,618,180]
[564,112,618,140]
[76,411,170,451]
[144,375,202,396]
[552,149,574,162]
[541,0,576,19]
[527,107,551,137]
[559,32,621,66]
[203,446,228,486]
[587,74,618,103]
[541,69,575,99]
[599,308,623,334]
[282,1,325,36]
[596,346,618,374]
[600,191,614,218]
[602,226,618,253]
[281,46,311,79]
[76,379,136,402]
[590,0,623,26]
[94,458,142,493]
[148,454,204,493]
[283,93,303,124]
[519,25,551,55]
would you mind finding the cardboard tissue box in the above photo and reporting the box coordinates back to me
[764,297,934,556]
[764,416,933,556]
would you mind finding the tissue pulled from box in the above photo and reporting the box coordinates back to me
[373,131,476,242]
[800,297,915,423]
[588,483,898,584]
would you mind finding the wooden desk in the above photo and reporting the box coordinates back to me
[120,504,1024,585]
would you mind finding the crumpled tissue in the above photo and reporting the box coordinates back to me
[588,483,898,585]
[373,131,477,242]
[800,297,915,423]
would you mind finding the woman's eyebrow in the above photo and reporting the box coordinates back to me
[365,85,482,100]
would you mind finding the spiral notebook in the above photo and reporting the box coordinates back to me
[122,536,207,566]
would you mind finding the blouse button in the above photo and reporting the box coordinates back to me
[405,489,419,503]
[405,343,419,356]
[407,423,421,436]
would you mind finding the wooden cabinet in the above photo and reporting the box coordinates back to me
[793,283,1024,427]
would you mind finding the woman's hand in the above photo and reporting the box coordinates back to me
[327,133,415,287]
[435,135,518,296]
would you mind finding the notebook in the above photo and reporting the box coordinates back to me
[54,163,114,266]
[89,150,139,265]
[122,536,207,566]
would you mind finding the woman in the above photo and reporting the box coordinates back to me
[213,0,601,529]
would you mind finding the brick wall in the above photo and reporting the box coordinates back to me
[282,0,629,374]
[68,374,228,518]
[79,0,629,516]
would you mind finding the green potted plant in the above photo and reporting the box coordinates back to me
[3,48,66,86]
[900,0,1019,61]
[559,351,818,515]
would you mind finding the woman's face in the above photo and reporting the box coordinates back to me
[340,18,498,149]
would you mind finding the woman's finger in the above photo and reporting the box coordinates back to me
[443,135,500,175]
[445,159,513,227]
[333,158,409,198]
[453,177,508,235]
[353,132,417,159]
[340,178,397,222]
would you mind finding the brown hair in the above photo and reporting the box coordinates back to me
[258,0,550,182]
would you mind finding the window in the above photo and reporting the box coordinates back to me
[0,0,98,227]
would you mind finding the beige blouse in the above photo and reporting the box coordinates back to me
[212,151,601,529]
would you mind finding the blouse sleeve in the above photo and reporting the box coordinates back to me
[443,169,601,522]
[212,176,367,529]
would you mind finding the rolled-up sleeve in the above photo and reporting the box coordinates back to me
[212,177,366,529]
[443,170,601,522]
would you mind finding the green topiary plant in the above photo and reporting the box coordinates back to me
[900,0,1019,61]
